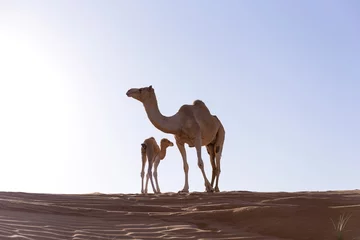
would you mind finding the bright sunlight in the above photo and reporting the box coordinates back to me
[0,25,73,190]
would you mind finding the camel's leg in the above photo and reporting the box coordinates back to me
[214,126,225,192]
[214,146,222,192]
[153,156,161,194]
[141,155,147,194]
[206,144,216,187]
[195,136,214,193]
[176,141,189,193]
[145,160,157,194]
[145,168,149,193]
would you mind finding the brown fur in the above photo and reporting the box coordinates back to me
[140,137,174,194]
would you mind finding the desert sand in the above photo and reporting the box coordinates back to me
[0,190,359,240]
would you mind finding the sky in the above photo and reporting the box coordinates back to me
[0,0,359,194]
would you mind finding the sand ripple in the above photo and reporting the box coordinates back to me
[0,190,359,239]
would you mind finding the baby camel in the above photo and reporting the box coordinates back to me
[141,137,174,194]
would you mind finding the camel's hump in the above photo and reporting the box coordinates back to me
[193,99,206,106]
[193,99,212,112]
[143,137,157,146]
[144,137,155,142]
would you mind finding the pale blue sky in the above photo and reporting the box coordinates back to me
[0,1,359,194]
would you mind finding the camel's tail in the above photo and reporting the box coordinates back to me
[214,116,225,155]
[141,143,147,163]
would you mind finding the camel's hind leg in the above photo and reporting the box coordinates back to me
[141,159,146,194]
[145,158,157,194]
[141,144,147,194]
[153,156,161,193]
[195,134,214,193]
[206,144,216,188]
[214,148,222,192]
[214,125,225,192]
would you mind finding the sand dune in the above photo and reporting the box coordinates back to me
[0,190,359,239]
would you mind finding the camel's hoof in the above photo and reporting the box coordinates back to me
[178,189,189,194]
[205,186,215,193]
[215,187,220,192]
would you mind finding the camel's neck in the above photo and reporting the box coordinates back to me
[143,96,179,135]
[159,145,168,160]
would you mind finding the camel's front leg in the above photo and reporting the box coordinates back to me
[176,140,189,193]
[153,156,161,193]
[195,136,214,193]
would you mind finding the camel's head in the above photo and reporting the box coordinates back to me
[126,85,154,103]
[160,138,174,148]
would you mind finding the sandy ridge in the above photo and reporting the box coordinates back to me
[0,190,359,239]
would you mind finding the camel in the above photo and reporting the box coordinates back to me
[141,137,174,194]
[126,85,225,193]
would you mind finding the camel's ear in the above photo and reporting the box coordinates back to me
[149,85,152,90]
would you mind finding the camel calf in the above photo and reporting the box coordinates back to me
[141,137,174,194]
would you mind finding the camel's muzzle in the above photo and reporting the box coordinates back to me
[126,88,137,97]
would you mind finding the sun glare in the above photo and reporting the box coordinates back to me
[0,29,73,189]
